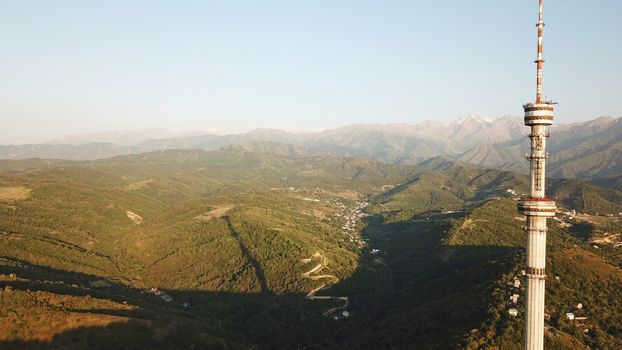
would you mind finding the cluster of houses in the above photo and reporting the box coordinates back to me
[562,303,592,335]
[148,287,191,309]
[505,272,593,335]
[148,287,173,302]
[332,310,350,321]
[507,188,621,248]
[564,303,588,321]
[334,200,369,248]
[556,209,622,249]
[554,209,578,229]
[333,199,387,262]
[566,303,592,334]
[507,272,524,317]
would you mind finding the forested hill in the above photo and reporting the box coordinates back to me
[329,167,622,349]
[1,149,621,349]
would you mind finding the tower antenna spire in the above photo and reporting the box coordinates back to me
[536,0,545,103]
[518,1,557,349]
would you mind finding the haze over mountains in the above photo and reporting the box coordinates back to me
[3,115,620,180]
[46,128,219,146]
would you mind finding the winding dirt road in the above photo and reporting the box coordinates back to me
[301,252,349,316]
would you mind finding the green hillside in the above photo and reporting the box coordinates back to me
[326,179,622,349]
[1,150,621,349]
[0,149,410,349]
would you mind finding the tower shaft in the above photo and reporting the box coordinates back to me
[518,1,556,349]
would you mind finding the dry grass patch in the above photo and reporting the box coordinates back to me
[0,186,32,201]
[125,179,154,191]
[460,219,475,229]
[297,208,328,219]
[554,247,622,281]
[126,211,143,225]
[0,289,136,342]
[573,213,618,225]
[589,233,621,246]
[195,205,236,222]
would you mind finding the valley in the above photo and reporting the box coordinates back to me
[0,148,621,349]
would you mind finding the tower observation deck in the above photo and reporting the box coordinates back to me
[517,1,556,349]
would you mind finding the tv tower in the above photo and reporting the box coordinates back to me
[517,1,557,349]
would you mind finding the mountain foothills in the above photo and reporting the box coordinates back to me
[1,148,621,349]
[2,115,621,180]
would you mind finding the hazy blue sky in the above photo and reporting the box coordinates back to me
[1,0,621,143]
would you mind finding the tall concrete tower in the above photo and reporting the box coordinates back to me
[517,1,556,349]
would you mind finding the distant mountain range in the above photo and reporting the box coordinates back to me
[2,115,620,179]
[45,128,219,146]
[457,117,622,179]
